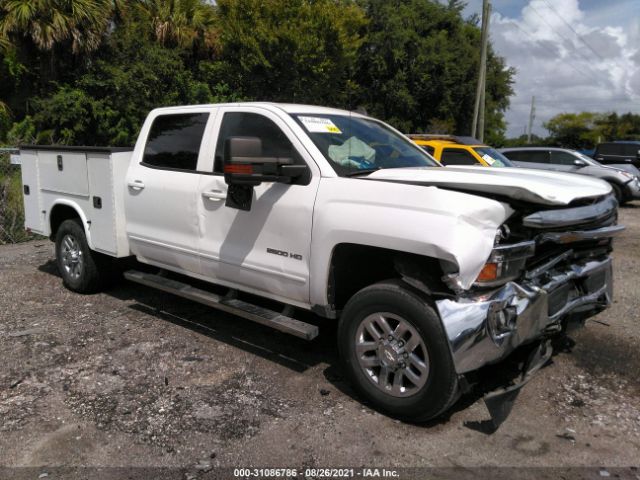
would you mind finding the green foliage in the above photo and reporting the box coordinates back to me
[544,112,599,149]
[543,112,640,149]
[0,0,113,54]
[0,0,516,147]
[25,38,242,145]
[133,0,218,53]
[354,0,513,136]
[6,114,35,144]
[502,133,546,147]
[215,0,367,106]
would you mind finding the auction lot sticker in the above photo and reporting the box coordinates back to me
[299,116,342,134]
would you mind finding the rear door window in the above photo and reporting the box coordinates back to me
[440,148,480,166]
[506,150,550,164]
[142,112,210,171]
[550,151,578,165]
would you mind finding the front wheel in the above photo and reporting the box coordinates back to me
[337,280,459,422]
[55,219,109,293]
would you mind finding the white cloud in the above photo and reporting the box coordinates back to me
[489,0,640,137]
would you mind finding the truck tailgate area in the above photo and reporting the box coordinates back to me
[19,146,133,257]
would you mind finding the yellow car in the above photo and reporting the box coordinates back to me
[407,134,513,167]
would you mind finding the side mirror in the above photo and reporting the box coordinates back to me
[573,159,587,168]
[636,149,640,159]
[223,136,308,186]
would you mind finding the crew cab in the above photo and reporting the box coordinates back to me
[19,103,623,424]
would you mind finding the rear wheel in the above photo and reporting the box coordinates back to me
[55,219,110,293]
[337,280,459,422]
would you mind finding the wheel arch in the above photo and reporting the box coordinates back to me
[49,201,94,249]
[324,243,455,314]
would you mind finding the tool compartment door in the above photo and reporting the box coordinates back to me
[19,150,44,234]
[87,152,118,255]
[39,151,89,196]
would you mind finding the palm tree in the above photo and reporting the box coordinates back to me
[136,0,218,52]
[0,0,112,54]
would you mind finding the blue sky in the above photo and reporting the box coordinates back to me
[458,0,640,137]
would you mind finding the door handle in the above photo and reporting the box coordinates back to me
[128,180,145,190]
[202,189,226,201]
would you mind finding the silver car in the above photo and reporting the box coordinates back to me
[499,147,640,204]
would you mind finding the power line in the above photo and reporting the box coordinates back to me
[539,0,607,62]
[495,12,603,85]
[526,2,609,84]
[526,2,635,99]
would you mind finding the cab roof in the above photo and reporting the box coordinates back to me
[150,102,368,119]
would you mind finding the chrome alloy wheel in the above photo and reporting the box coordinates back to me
[355,312,430,397]
[60,234,84,280]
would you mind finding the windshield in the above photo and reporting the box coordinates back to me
[291,114,439,175]
[473,147,513,167]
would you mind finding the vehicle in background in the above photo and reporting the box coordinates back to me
[407,134,513,167]
[594,141,640,170]
[499,147,640,205]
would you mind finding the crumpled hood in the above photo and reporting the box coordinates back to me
[366,166,612,206]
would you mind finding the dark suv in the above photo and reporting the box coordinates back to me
[594,141,640,170]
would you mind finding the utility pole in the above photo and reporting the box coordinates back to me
[472,0,491,141]
[527,95,536,144]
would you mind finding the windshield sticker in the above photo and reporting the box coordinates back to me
[299,116,342,134]
[482,153,495,165]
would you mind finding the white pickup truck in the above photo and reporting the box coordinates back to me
[20,102,623,424]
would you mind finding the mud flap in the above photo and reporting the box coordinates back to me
[483,339,553,429]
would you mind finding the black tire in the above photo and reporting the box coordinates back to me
[337,280,459,422]
[55,218,109,293]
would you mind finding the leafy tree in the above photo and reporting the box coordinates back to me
[354,0,513,138]
[215,0,367,106]
[544,111,640,148]
[502,133,546,147]
[0,0,517,147]
[24,38,238,145]
[544,112,599,148]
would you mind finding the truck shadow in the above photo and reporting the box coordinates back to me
[38,258,338,374]
[37,258,560,431]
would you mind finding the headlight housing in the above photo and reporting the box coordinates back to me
[474,240,536,287]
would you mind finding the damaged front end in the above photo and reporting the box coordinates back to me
[436,194,623,426]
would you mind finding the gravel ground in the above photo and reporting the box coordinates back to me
[0,202,639,478]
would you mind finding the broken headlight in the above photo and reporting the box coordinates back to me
[474,240,536,287]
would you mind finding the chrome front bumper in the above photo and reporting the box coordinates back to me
[436,256,613,374]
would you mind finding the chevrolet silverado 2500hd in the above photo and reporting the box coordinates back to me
[20,103,623,423]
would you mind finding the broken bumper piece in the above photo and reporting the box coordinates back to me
[436,256,613,374]
[482,339,553,429]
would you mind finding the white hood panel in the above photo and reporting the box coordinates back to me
[367,166,612,206]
